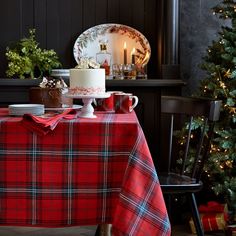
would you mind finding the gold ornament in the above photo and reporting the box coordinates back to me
[224,69,231,78]
[225,160,233,168]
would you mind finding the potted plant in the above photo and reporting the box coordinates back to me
[5,28,61,79]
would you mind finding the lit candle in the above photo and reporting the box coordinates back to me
[131,48,136,64]
[124,42,127,65]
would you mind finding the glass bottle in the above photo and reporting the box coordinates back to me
[96,39,112,77]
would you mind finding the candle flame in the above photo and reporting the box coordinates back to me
[131,47,136,55]
[124,42,127,49]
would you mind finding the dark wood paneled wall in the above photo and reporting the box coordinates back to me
[0,0,163,78]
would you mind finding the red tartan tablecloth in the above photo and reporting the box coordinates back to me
[0,108,171,236]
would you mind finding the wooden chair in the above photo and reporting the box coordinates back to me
[159,96,222,236]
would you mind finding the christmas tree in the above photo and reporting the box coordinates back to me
[195,0,236,220]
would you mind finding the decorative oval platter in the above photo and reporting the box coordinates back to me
[73,23,151,66]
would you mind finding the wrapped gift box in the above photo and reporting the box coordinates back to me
[189,213,226,233]
[189,202,227,234]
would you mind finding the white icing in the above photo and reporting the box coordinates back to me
[69,69,105,95]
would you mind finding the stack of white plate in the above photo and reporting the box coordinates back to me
[51,69,70,78]
[9,104,45,116]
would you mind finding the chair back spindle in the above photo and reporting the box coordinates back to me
[191,118,207,179]
[181,115,193,176]
[167,114,174,174]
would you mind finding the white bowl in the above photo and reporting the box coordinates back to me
[51,69,70,78]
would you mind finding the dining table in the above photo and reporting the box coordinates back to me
[0,107,171,236]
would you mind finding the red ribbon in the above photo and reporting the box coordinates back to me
[199,201,225,213]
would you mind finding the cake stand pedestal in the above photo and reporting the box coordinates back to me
[65,93,110,118]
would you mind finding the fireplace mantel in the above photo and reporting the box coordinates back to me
[0,78,184,106]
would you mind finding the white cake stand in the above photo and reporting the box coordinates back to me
[65,93,111,118]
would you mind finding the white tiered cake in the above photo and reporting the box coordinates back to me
[69,68,105,95]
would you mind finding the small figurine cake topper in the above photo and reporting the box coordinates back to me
[39,77,68,89]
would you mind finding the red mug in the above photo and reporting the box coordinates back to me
[96,91,123,111]
[114,93,139,113]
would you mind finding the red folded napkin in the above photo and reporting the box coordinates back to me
[21,108,77,135]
